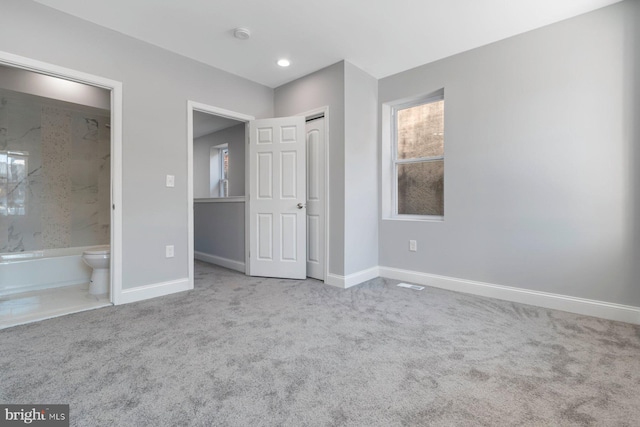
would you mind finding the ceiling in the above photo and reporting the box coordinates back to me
[34,0,622,88]
[193,111,242,139]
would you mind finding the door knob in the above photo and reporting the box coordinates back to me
[297,203,306,209]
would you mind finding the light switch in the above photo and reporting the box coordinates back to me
[166,174,175,187]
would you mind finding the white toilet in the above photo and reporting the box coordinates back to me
[82,245,110,295]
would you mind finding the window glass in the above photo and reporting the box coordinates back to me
[220,147,229,197]
[397,160,444,216]
[397,100,444,160]
[0,151,28,216]
[394,96,444,217]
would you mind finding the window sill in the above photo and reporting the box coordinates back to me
[194,196,246,204]
[383,215,444,222]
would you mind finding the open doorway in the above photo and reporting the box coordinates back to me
[191,108,249,273]
[187,102,328,284]
[0,51,122,328]
[187,102,254,283]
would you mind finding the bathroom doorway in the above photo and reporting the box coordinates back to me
[0,51,122,328]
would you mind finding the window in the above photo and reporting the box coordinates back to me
[209,144,229,198]
[219,146,228,197]
[392,94,444,218]
[0,150,28,216]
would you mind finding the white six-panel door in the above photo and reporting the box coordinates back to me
[306,117,325,281]
[248,116,306,279]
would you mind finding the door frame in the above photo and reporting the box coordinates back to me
[0,50,124,304]
[186,101,254,286]
[297,106,330,282]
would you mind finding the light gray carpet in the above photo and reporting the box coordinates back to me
[1,261,639,426]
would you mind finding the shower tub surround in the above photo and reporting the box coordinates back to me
[0,89,110,258]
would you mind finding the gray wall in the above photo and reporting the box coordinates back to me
[274,61,379,278]
[194,202,245,262]
[344,62,379,275]
[274,62,346,277]
[192,135,212,199]
[378,1,640,306]
[1,0,273,289]
[193,123,245,198]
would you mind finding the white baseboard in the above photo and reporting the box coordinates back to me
[194,251,245,273]
[379,266,640,325]
[326,266,380,289]
[115,278,191,305]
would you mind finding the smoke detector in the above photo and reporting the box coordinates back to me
[233,28,251,40]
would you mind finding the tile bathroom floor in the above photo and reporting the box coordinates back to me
[0,284,111,329]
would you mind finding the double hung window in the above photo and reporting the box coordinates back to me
[392,94,444,218]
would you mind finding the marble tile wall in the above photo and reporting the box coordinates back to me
[0,90,110,253]
[41,106,72,249]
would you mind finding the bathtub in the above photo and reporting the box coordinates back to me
[0,246,96,296]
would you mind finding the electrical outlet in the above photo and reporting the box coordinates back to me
[166,174,175,187]
[409,240,417,252]
[166,245,174,258]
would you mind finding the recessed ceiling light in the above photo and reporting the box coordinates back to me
[233,28,251,40]
[277,59,290,67]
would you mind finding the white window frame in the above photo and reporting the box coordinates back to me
[382,89,445,221]
[218,146,228,197]
[208,143,229,198]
